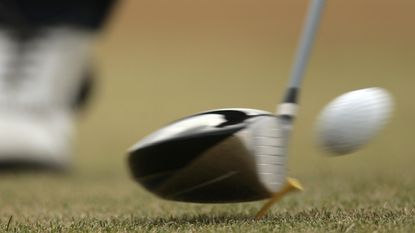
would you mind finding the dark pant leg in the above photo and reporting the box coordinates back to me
[0,0,117,31]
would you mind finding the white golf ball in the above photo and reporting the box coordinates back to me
[316,87,394,155]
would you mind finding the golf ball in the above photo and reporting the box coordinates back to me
[316,87,393,155]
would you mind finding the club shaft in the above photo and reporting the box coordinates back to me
[283,0,326,104]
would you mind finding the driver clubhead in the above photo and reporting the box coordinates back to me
[128,108,289,203]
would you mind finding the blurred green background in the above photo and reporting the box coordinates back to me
[86,0,414,179]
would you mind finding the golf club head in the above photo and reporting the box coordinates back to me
[128,108,290,203]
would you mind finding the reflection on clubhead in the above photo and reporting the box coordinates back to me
[128,109,290,203]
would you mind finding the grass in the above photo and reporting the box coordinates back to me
[0,164,413,232]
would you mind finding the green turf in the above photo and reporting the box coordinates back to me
[0,170,414,232]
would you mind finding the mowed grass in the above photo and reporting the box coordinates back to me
[0,169,414,232]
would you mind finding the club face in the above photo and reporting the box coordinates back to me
[128,108,288,203]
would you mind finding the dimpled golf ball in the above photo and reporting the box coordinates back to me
[316,87,394,155]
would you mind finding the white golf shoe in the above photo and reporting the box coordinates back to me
[0,27,94,171]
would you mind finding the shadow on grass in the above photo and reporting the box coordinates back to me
[128,212,304,229]
[0,161,69,174]
[137,214,258,226]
